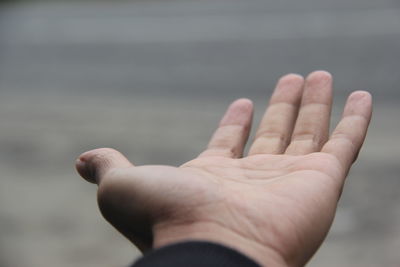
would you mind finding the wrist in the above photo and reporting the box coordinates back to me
[153,221,288,267]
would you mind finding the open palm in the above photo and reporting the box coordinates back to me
[76,71,372,267]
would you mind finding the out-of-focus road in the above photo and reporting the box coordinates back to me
[0,1,399,267]
[1,0,400,100]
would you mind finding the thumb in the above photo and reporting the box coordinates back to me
[76,148,154,251]
[75,148,133,184]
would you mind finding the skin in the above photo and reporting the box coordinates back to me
[76,71,372,267]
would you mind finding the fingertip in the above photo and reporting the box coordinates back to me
[278,73,304,89]
[344,91,373,119]
[75,148,132,184]
[305,71,333,92]
[306,70,332,81]
[348,90,372,104]
[220,98,254,127]
[279,73,304,83]
[231,98,253,109]
[75,157,96,184]
[270,73,304,105]
[300,70,333,107]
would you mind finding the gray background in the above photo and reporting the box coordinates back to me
[0,0,399,266]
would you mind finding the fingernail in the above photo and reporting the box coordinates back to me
[75,157,96,184]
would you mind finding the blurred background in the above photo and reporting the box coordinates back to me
[0,0,399,266]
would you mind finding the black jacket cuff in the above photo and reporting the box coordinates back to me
[131,241,261,267]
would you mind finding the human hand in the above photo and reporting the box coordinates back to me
[76,71,372,267]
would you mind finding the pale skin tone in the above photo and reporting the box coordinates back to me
[76,71,372,267]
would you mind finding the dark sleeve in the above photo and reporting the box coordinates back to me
[130,241,261,267]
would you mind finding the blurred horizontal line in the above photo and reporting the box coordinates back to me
[1,8,400,45]
[0,0,394,17]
